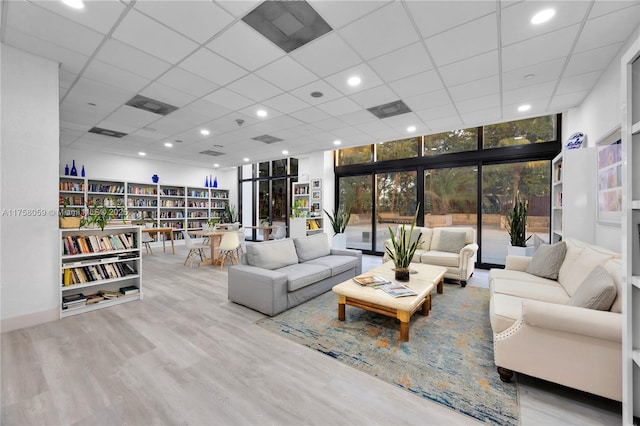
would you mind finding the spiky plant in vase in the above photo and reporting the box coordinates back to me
[506,191,531,247]
[385,205,421,282]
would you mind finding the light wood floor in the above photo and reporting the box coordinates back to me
[1,246,621,425]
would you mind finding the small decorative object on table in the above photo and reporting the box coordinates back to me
[385,204,422,282]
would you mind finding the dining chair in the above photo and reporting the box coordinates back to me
[217,231,241,269]
[181,230,209,267]
[141,232,154,254]
[236,227,246,257]
[271,223,286,240]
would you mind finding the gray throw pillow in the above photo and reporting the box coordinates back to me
[246,239,299,270]
[568,265,617,311]
[293,233,331,262]
[435,230,466,253]
[525,241,567,280]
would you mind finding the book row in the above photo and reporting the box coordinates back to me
[62,261,137,286]
[63,233,135,256]
[62,286,139,309]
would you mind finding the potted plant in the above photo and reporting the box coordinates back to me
[384,205,422,282]
[324,206,351,249]
[505,191,533,256]
[81,197,124,231]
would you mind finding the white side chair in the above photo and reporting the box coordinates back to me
[271,224,286,240]
[182,230,209,267]
[141,232,154,254]
[236,227,246,257]
[218,231,240,269]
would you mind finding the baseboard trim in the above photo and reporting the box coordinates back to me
[1,308,58,333]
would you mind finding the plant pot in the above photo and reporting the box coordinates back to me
[59,217,80,229]
[507,244,535,257]
[333,232,347,250]
[395,267,410,282]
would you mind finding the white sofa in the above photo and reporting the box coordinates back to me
[489,238,622,401]
[383,226,478,286]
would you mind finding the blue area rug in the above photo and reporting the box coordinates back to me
[256,285,519,425]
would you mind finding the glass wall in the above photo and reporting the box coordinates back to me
[423,129,477,156]
[338,175,373,251]
[483,115,556,149]
[375,171,417,251]
[376,138,420,162]
[424,165,477,228]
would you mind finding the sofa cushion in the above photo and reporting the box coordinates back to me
[434,230,467,253]
[304,255,359,276]
[276,263,332,292]
[525,241,567,280]
[246,239,298,270]
[568,265,617,311]
[604,258,623,313]
[490,293,523,333]
[420,251,459,268]
[293,233,331,262]
[491,277,570,304]
[559,244,616,296]
[394,225,425,249]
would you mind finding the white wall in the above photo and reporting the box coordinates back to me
[563,25,640,252]
[1,45,60,330]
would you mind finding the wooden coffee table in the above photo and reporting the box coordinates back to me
[332,262,447,342]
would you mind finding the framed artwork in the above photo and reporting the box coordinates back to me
[597,138,622,225]
[311,190,321,200]
[311,179,321,189]
[311,202,320,212]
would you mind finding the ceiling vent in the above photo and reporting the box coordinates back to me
[125,95,178,116]
[199,150,225,157]
[252,134,284,144]
[242,1,332,53]
[367,100,412,119]
[88,127,128,138]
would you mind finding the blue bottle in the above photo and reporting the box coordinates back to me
[64,164,69,176]
[213,176,218,188]
[81,166,85,177]
[70,160,77,176]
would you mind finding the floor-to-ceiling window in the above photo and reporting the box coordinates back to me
[338,174,373,251]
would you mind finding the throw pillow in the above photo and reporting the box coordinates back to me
[525,241,567,280]
[568,265,617,311]
[293,233,331,262]
[435,230,466,253]
[246,239,299,270]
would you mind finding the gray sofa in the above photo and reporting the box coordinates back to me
[228,233,362,316]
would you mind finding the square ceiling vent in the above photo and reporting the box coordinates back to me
[125,95,178,116]
[199,150,225,157]
[252,134,284,144]
[88,127,128,138]
[367,100,412,119]
[242,1,332,53]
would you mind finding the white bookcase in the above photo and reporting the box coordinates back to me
[622,32,640,426]
[59,225,142,318]
[551,153,563,243]
[291,181,323,237]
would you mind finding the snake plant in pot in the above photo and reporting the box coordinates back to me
[324,206,351,249]
[385,204,422,282]
[506,191,532,255]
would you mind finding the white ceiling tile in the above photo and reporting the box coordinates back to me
[65,77,134,107]
[414,103,458,121]
[95,39,172,81]
[181,100,233,120]
[565,43,624,77]
[112,10,198,63]
[216,0,261,18]
[60,102,112,128]
[135,0,234,44]
[289,107,332,124]
[263,93,311,115]
[95,119,139,135]
[350,85,398,109]
[456,94,501,114]
[255,56,319,91]
[140,82,197,108]
[589,1,640,19]
[314,117,349,132]
[157,67,219,97]
[502,25,579,72]
[130,128,170,142]
[380,112,423,132]
[502,58,565,91]
[83,59,151,93]
[207,22,285,71]
[338,2,419,60]
[237,105,282,121]
[290,33,361,77]
[290,80,344,105]
[439,50,499,87]
[204,88,255,111]
[308,0,391,29]
[367,42,434,83]
[548,90,590,111]
[501,1,590,46]
[337,110,378,126]
[180,48,248,86]
[403,89,452,112]
[159,108,212,129]
[405,1,496,39]
[356,119,392,135]
[425,13,498,66]
[426,116,464,133]
[574,5,640,53]
[33,0,125,34]
[460,107,503,128]
[105,105,161,128]
[324,64,383,96]
[502,81,556,105]
[226,74,283,102]
[556,71,603,95]
[59,70,77,91]
[389,70,443,99]
[316,97,362,116]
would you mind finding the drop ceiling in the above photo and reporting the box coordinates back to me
[1,0,639,168]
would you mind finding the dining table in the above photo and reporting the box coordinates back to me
[141,227,175,254]
[190,228,233,266]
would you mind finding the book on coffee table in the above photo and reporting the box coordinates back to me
[353,275,391,286]
[378,282,418,298]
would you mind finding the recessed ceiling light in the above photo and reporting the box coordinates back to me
[213,163,220,168]
[164,142,173,148]
[407,126,416,133]
[518,104,531,112]
[243,157,250,162]
[333,140,342,146]
[138,152,146,156]
[87,102,96,107]
[62,0,84,9]
[282,150,289,155]
[257,109,267,117]
[524,74,535,80]
[310,91,324,98]
[200,129,210,136]
[347,76,361,87]
[531,9,555,25]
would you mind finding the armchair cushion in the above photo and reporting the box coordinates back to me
[433,230,466,253]
[568,265,617,311]
[525,241,567,280]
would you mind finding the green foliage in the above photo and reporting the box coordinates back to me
[324,207,351,234]
[385,204,422,268]
[505,191,531,247]
[222,204,238,223]
[291,200,305,218]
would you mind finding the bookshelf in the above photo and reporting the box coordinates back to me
[621,33,640,425]
[551,153,563,243]
[186,186,210,229]
[291,181,323,238]
[59,225,142,318]
[59,176,85,210]
[126,182,158,221]
[159,185,186,238]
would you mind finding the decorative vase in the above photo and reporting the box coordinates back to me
[213,176,217,188]
[81,166,85,177]
[64,164,69,176]
[70,160,77,176]
[395,267,410,282]
[205,176,209,187]
[152,174,159,183]
[333,232,347,250]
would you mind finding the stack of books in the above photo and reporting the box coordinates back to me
[62,293,87,310]
[353,275,391,287]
